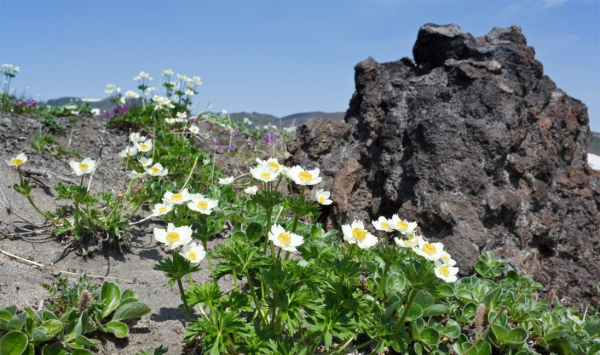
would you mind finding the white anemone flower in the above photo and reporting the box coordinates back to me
[185,89,194,96]
[187,194,218,214]
[268,224,304,252]
[394,235,423,249]
[165,117,176,124]
[162,69,174,76]
[69,158,96,176]
[119,146,138,158]
[125,90,140,99]
[390,214,418,234]
[439,252,457,266]
[6,153,27,167]
[139,157,153,167]
[287,166,322,186]
[182,242,206,264]
[372,216,394,232]
[176,112,187,120]
[218,176,234,185]
[128,170,146,179]
[153,223,192,248]
[255,157,282,173]
[434,260,459,283]
[244,186,258,195]
[315,189,333,205]
[188,125,200,134]
[414,239,446,261]
[129,132,144,142]
[341,220,378,249]
[147,163,168,177]
[136,139,153,152]
[152,203,173,216]
[250,164,280,183]
[163,188,192,205]
[192,76,202,85]
[203,159,211,165]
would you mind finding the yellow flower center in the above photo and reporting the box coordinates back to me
[438,266,450,277]
[166,231,180,243]
[298,171,312,182]
[381,221,390,229]
[268,162,280,170]
[260,172,271,180]
[140,144,148,150]
[442,255,450,262]
[171,193,183,201]
[197,201,208,209]
[151,167,161,174]
[406,240,416,246]
[277,232,291,246]
[397,220,409,231]
[11,158,24,166]
[408,233,416,239]
[159,206,168,213]
[422,243,437,255]
[318,196,326,203]
[79,163,89,170]
[187,252,197,260]
[352,228,366,241]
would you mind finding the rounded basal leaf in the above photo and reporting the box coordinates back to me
[419,328,440,346]
[440,319,461,339]
[75,335,101,347]
[422,304,450,318]
[112,302,151,322]
[231,231,247,243]
[100,282,122,318]
[436,284,455,297]
[6,313,28,331]
[118,289,141,307]
[385,273,407,295]
[504,327,528,344]
[461,302,477,322]
[0,330,28,355]
[39,319,63,336]
[104,321,128,338]
[404,303,423,322]
[245,222,263,243]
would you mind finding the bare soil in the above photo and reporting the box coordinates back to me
[0,112,232,354]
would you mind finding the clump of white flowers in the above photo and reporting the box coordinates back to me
[69,158,96,176]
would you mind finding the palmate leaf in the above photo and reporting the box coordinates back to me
[153,251,200,281]
[186,282,222,311]
[185,310,251,355]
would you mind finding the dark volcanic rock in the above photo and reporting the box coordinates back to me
[288,24,600,306]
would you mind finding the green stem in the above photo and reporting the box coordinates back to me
[176,277,193,321]
[245,271,266,325]
[370,262,391,311]
[339,338,377,355]
[393,287,418,333]
[201,239,215,279]
[232,269,238,291]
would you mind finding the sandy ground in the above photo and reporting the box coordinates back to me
[0,113,230,354]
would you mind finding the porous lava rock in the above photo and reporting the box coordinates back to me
[288,24,600,305]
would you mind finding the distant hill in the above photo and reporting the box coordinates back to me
[590,132,600,155]
[44,96,345,127]
[226,111,345,127]
[45,97,116,113]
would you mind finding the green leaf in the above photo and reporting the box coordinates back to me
[0,330,28,355]
[491,324,509,342]
[422,304,450,318]
[436,284,455,297]
[504,327,528,345]
[404,303,423,322]
[118,289,141,307]
[419,328,440,346]
[66,311,88,342]
[41,343,68,355]
[440,319,461,339]
[482,287,502,309]
[32,327,54,343]
[245,222,263,243]
[112,302,151,322]
[543,325,569,341]
[37,319,63,337]
[100,282,122,318]
[104,321,128,338]
[75,335,101,347]
[231,231,247,242]
[466,340,492,355]
[385,273,407,295]
[6,313,28,331]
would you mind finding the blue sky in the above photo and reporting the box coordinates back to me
[1,0,598,131]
